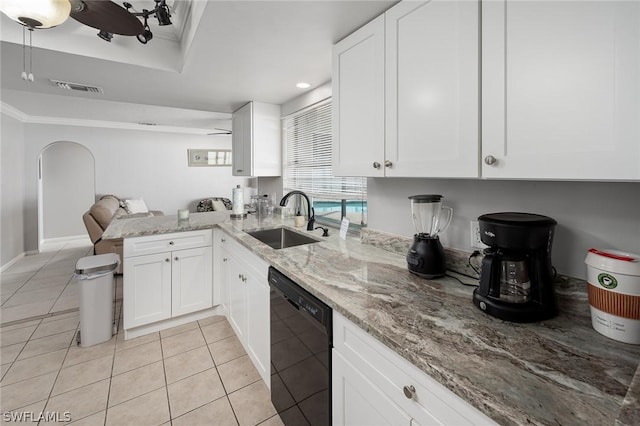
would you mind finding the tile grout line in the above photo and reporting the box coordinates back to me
[36,321,79,426]
[201,319,241,426]
[159,321,174,425]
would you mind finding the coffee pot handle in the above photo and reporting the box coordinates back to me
[438,206,453,234]
[479,253,496,297]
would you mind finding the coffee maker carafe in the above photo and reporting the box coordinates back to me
[406,195,453,279]
[472,212,558,322]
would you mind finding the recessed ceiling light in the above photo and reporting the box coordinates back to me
[296,82,310,89]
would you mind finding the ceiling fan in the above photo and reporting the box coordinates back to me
[0,0,172,44]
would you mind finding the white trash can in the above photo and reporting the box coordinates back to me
[74,253,120,348]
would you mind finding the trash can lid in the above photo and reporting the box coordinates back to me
[75,253,120,275]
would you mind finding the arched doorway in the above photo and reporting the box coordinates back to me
[38,142,95,249]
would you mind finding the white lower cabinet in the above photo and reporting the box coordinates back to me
[123,230,213,334]
[218,231,270,388]
[333,312,495,426]
[333,350,412,426]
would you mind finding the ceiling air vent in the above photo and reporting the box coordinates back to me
[50,80,104,94]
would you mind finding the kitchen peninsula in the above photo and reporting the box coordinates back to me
[103,212,640,425]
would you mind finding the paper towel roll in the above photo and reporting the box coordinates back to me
[232,185,244,215]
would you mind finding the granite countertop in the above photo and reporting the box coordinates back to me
[105,212,640,425]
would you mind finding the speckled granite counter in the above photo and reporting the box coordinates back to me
[105,212,640,425]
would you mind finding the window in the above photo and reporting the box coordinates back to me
[283,100,367,227]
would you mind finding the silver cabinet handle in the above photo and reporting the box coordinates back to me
[174,256,179,261]
[169,241,174,245]
[372,162,381,169]
[165,258,170,262]
[484,155,497,166]
[403,385,416,399]
[384,160,392,168]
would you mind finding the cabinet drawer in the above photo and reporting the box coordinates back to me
[334,312,494,425]
[218,232,269,280]
[124,230,213,257]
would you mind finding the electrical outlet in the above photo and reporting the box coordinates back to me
[470,221,487,249]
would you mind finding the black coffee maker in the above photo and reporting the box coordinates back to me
[472,212,557,322]
[406,195,453,279]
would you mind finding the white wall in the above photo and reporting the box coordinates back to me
[22,123,249,252]
[368,178,640,279]
[1,112,25,265]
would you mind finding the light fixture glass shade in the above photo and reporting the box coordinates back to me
[0,0,71,28]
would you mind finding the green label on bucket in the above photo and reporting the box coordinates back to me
[598,273,618,289]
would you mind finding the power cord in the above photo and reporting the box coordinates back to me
[468,250,482,275]
[444,250,482,288]
[445,273,479,287]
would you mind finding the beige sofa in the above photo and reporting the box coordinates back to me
[82,195,163,273]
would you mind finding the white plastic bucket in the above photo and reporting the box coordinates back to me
[584,248,640,344]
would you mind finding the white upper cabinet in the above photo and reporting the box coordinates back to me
[333,14,386,177]
[333,1,479,178]
[482,0,640,180]
[385,1,479,177]
[232,101,281,177]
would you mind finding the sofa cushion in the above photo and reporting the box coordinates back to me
[124,198,149,214]
[90,197,120,229]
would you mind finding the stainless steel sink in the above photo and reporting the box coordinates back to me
[247,227,320,250]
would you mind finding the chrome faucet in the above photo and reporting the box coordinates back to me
[279,191,315,231]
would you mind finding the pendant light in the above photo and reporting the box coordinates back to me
[0,0,71,29]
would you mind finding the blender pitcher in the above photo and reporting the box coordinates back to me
[409,195,453,237]
[407,195,453,279]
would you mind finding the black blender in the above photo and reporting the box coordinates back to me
[406,195,453,279]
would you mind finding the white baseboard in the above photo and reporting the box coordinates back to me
[40,235,91,246]
[1,252,26,273]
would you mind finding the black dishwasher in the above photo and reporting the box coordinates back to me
[269,266,332,426]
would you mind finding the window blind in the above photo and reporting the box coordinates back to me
[283,100,366,200]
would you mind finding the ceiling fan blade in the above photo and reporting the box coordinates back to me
[70,0,144,36]
[207,128,232,135]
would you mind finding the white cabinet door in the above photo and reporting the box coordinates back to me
[482,0,640,180]
[385,0,479,178]
[333,350,412,426]
[171,246,213,317]
[332,14,386,177]
[245,267,270,387]
[123,252,172,329]
[232,102,252,177]
[226,256,246,342]
[231,102,281,177]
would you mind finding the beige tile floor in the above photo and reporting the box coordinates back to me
[0,243,283,425]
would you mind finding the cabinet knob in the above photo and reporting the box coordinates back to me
[372,162,381,169]
[165,258,170,262]
[221,238,226,243]
[169,241,174,245]
[238,274,242,280]
[236,169,243,173]
[484,155,497,166]
[403,385,416,399]
[223,257,228,262]
[174,256,179,261]
[384,160,392,168]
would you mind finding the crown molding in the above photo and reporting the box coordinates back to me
[0,102,29,121]
[0,101,214,135]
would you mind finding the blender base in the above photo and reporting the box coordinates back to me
[406,234,447,279]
